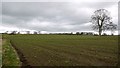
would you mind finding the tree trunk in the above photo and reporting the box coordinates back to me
[99,27,102,36]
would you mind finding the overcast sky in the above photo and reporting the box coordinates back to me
[0,0,119,34]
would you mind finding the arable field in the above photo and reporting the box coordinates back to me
[3,34,118,66]
[0,34,2,67]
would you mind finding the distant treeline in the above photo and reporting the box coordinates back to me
[1,31,117,36]
[49,32,94,35]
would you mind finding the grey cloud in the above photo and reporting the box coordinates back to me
[2,2,117,32]
[118,2,120,30]
[2,0,119,2]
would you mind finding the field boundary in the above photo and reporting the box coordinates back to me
[2,39,21,67]
[10,40,32,68]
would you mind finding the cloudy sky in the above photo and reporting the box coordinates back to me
[0,0,119,34]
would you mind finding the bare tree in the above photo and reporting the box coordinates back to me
[90,9,112,36]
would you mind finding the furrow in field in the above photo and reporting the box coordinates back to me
[31,42,117,66]
[10,40,32,67]
[10,42,90,66]
[11,40,117,66]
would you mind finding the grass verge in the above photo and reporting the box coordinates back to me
[2,39,21,67]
